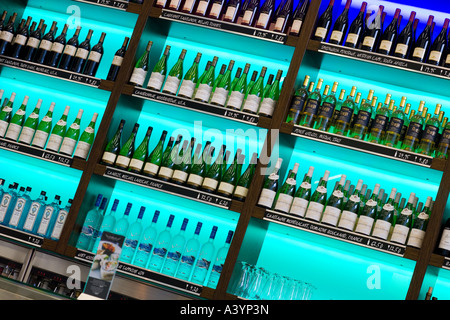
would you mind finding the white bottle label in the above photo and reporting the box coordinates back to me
[202,177,219,191]
[74,141,92,159]
[9,197,26,227]
[128,158,144,171]
[18,126,35,144]
[0,120,8,137]
[130,68,148,86]
[63,44,77,56]
[305,202,324,221]
[158,166,174,179]
[243,94,261,113]
[274,193,293,213]
[394,43,408,56]
[163,75,181,94]
[112,55,124,67]
[337,210,357,231]
[446,54,450,65]
[13,34,27,46]
[178,80,196,98]
[0,31,13,42]
[371,219,391,240]
[407,228,425,248]
[354,215,374,235]
[50,210,68,239]
[314,27,328,39]
[187,173,203,187]
[210,87,229,106]
[37,206,54,235]
[321,205,341,226]
[259,98,276,116]
[115,155,131,168]
[345,33,358,45]
[195,83,212,101]
[217,181,235,196]
[242,11,254,25]
[227,91,244,109]
[88,51,102,63]
[289,197,308,217]
[75,48,89,60]
[39,39,53,51]
[438,229,450,251]
[362,36,375,48]
[0,194,11,222]
[5,123,22,140]
[379,40,393,52]
[182,0,195,11]
[330,30,343,43]
[172,170,189,183]
[46,134,63,151]
[143,162,159,175]
[233,186,248,198]
[224,7,237,21]
[428,50,442,63]
[274,17,286,31]
[196,0,208,14]
[23,202,41,231]
[32,130,49,148]
[147,72,166,90]
[258,188,276,207]
[390,224,409,244]
[26,37,40,49]
[101,151,117,164]
[290,20,303,35]
[412,47,425,59]
[60,137,77,155]
[209,3,222,17]
[51,42,64,54]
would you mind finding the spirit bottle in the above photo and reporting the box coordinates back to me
[162,218,189,276]
[149,214,175,272]
[191,226,218,285]
[121,206,146,263]
[133,210,160,268]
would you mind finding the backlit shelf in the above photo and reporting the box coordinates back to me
[73,0,143,13]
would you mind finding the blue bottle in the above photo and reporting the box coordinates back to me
[36,195,61,238]
[133,210,160,268]
[162,218,189,276]
[176,222,202,281]
[0,179,5,200]
[8,186,32,229]
[0,183,19,226]
[148,214,175,272]
[191,225,218,285]
[113,202,132,236]
[20,191,46,233]
[76,194,103,250]
[49,199,73,241]
[91,199,119,251]
[206,230,234,289]
[88,196,109,251]
[121,206,145,263]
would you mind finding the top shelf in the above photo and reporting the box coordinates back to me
[72,0,143,13]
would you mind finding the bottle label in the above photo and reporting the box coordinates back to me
[289,95,306,115]
[405,121,422,139]
[362,36,375,48]
[196,0,209,13]
[233,186,248,198]
[349,194,360,203]
[227,91,245,109]
[130,68,148,87]
[158,166,174,179]
[210,87,229,106]
[305,202,324,221]
[259,98,276,116]
[394,43,408,56]
[217,181,235,196]
[51,42,64,54]
[290,20,303,35]
[0,31,13,43]
[258,188,276,208]
[354,110,371,127]
[186,173,203,187]
[303,99,319,115]
[181,0,195,11]
[274,193,293,213]
[379,40,393,52]
[129,158,144,171]
[382,203,394,211]
[37,206,54,235]
[0,194,11,222]
[345,33,359,45]
[330,30,343,43]
[337,210,357,230]
[9,197,26,227]
[209,3,222,17]
[440,129,450,145]
[143,162,159,175]
[168,0,180,9]
[46,134,63,151]
[115,155,131,168]
[88,51,102,63]
[18,126,35,144]
[354,215,374,235]
[195,83,213,101]
[13,34,27,46]
[321,205,341,226]
[289,197,308,217]
[63,44,77,56]
[401,207,413,216]
[74,141,92,159]
[407,228,425,248]
[172,170,189,183]
[428,50,442,63]
[386,117,404,135]
[60,137,77,155]
[163,75,181,94]
[336,106,353,124]
[75,48,89,60]
[0,120,8,137]
[112,55,124,67]
[202,177,219,191]
[39,39,53,51]
[371,114,388,131]
[438,229,450,251]
[371,219,391,240]
[23,202,41,231]
[314,27,328,40]
[178,80,196,98]
[241,11,254,25]
[317,102,335,119]
[274,17,286,32]
[148,72,165,91]
[26,37,40,49]
[50,210,68,239]
[422,124,438,142]
[446,54,450,65]
[5,123,22,141]
[224,7,237,21]
[412,47,425,59]
[390,224,409,244]
[256,13,270,28]
[242,94,261,113]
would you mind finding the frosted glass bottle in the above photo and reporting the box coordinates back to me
[91,199,119,251]
[133,210,160,268]
[162,218,189,276]
[113,202,132,236]
[191,225,218,285]
[76,194,103,250]
[206,230,233,289]
[175,222,203,281]
[121,206,146,263]
[21,191,46,234]
[148,214,175,272]
[36,195,61,238]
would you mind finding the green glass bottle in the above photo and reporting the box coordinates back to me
[353,183,381,235]
[172,138,196,185]
[114,123,140,170]
[233,152,258,201]
[407,196,432,248]
[245,71,258,99]
[193,61,211,97]
[329,89,346,133]
[74,112,99,159]
[147,44,171,91]
[129,41,153,87]
[161,135,175,167]
[142,130,168,177]
[210,60,235,107]
[226,63,250,111]
[384,96,407,147]
[258,69,282,118]
[194,56,219,103]
[257,158,283,209]
[4,95,29,141]
[304,169,330,221]
[313,81,339,131]
[436,120,450,159]
[128,126,153,173]
[391,192,416,244]
[366,93,392,143]
[371,187,397,240]
[416,104,442,155]
[211,64,226,98]
[59,109,84,156]
[321,174,347,226]
[201,144,226,193]
[337,179,364,230]
[401,101,426,151]
[349,91,376,140]
[46,105,70,152]
[273,162,299,213]
[242,66,267,114]
[162,48,187,95]
[18,98,43,144]
[230,67,242,93]
[158,134,183,181]
[31,102,55,149]
[286,75,310,125]
[298,78,324,128]
[288,166,314,217]
[101,120,125,166]
[333,86,358,135]
[178,52,202,99]
[186,142,212,189]
[263,74,274,98]
[217,149,244,197]
[0,92,16,137]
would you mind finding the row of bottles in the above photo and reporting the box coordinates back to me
[129,42,284,118]
[257,159,434,248]
[101,120,258,200]
[77,194,234,288]
[155,0,310,35]
[0,178,72,240]
[314,0,450,67]
[0,89,99,159]
[0,11,111,77]
[286,76,448,158]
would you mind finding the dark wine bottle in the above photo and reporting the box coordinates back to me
[377,8,401,55]
[222,0,241,23]
[106,37,130,81]
[194,0,211,16]
[45,24,69,67]
[312,0,334,42]
[288,0,309,36]
[343,1,367,48]
[10,16,32,58]
[240,0,260,26]
[360,5,384,52]
[0,11,7,33]
[70,29,94,73]
[436,218,450,257]
[329,0,351,45]
[58,26,81,70]
[411,15,434,62]
[83,32,106,77]
[34,21,58,64]
[22,19,45,61]
[0,13,18,55]
[427,18,449,65]
[392,11,416,59]
[273,0,293,33]
[255,0,275,30]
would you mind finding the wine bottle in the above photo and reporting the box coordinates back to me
[83,32,106,77]
[210,60,235,107]
[289,0,309,36]
[70,29,94,73]
[241,0,260,26]
[383,96,407,147]
[4,95,29,141]
[129,41,153,87]
[392,11,416,59]
[46,105,70,152]
[257,158,283,208]
[186,142,212,189]
[333,86,357,135]
[354,183,380,235]
[222,0,241,23]
[59,109,84,156]
[361,5,384,51]
[377,8,401,55]
[101,120,126,166]
[366,93,391,143]
[10,16,32,59]
[142,130,168,177]
[31,102,55,149]
[194,0,212,16]
[217,150,245,197]
[73,112,98,159]
[201,144,226,193]
[172,138,196,185]
[158,134,183,181]
[436,218,450,257]
[313,81,338,131]
[349,90,374,139]
[371,187,397,240]
[0,13,18,55]
[34,21,57,65]
[329,0,351,45]
[180,0,197,13]
[321,174,346,226]
[115,123,140,170]
[273,0,293,33]
[133,210,160,268]
[272,163,299,213]
[226,63,250,111]
[304,170,330,222]
[286,166,313,217]
[335,178,362,230]
[0,92,15,137]
[241,66,266,114]
[436,121,450,159]
[407,196,432,249]
[147,45,171,91]
[22,19,45,61]
[207,0,226,19]
[312,0,334,42]
[232,152,257,201]
[58,26,81,70]
[390,192,415,244]
[286,75,310,124]
[167,0,183,10]
[427,18,449,65]
[258,69,282,117]
[178,52,202,99]
[106,37,130,81]
[411,15,434,62]
[128,126,153,173]
[18,99,43,145]
[416,104,441,155]
[343,1,367,48]
[255,0,275,29]
[162,49,187,95]
[298,78,323,127]
[194,56,219,103]
[45,24,69,68]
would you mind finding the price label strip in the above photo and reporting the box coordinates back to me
[263,209,406,256]
[0,224,44,247]
[103,166,232,209]
[291,125,433,167]
[74,0,129,10]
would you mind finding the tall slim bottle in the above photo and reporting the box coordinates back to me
[0,183,18,226]
[92,199,119,251]
[18,99,43,145]
[349,90,375,139]
[377,8,401,55]
[49,198,73,241]
[148,214,175,272]
[321,175,347,226]
[176,222,203,280]
[178,52,202,99]
[366,93,391,143]
[114,123,140,170]
[0,92,16,137]
[304,170,330,221]
[31,102,55,149]
[201,144,226,193]
[298,78,323,127]
[206,230,234,289]
[58,26,82,70]
[83,32,107,77]
[106,37,130,81]
[258,69,282,117]
[45,24,69,68]
[407,196,432,249]
[288,166,314,217]
[313,81,339,131]
[354,183,380,235]
[383,96,407,147]
[232,152,257,201]
[45,106,70,152]
[100,120,125,166]
[73,112,98,159]
[129,41,153,87]
[273,163,299,213]
[329,0,351,45]
[241,66,266,114]
[360,5,384,51]
[21,191,47,235]
[416,104,441,155]
[128,126,153,173]
[4,95,29,141]
[162,49,187,95]
[191,226,218,284]
[393,11,416,59]
[390,192,415,244]
[162,218,189,276]
[312,0,334,41]
[36,195,61,238]
[76,194,103,250]
[333,86,357,135]
[257,158,283,208]
[194,56,219,103]
[158,134,183,181]
[70,29,94,73]
[113,202,132,236]
[428,18,449,65]
[121,206,146,263]
[371,188,397,240]
[8,186,32,229]
[343,1,367,48]
[411,15,434,62]
[133,210,160,268]
[255,0,275,29]
[147,45,171,91]
[142,130,168,177]
[186,142,213,190]
[59,109,84,156]
[286,75,310,124]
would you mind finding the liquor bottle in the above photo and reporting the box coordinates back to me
[223,0,241,23]
[217,150,244,197]
[10,16,32,59]
[207,229,233,289]
[8,186,32,229]
[390,192,415,244]
[329,0,351,45]
[377,8,401,55]
[83,32,106,77]
[147,45,171,91]
[76,194,103,250]
[91,199,119,251]
[416,104,441,155]
[298,78,324,127]
[36,195,61,238]
[31,102,55,149]
[178,52,202,99]
[73,112,98,159]
[100,120,125,166]
[407,196,432,249]
[354,183,380,235]
[201,144,226,193]
[321,174,346,226]
[129,41,153,87]
[134,210,160,268]
[383,96,407,147]
[45,105,70,152]
[59,109,84,156]
[191,226,218,284]
[361,5,384,52]
[343,1,367,48]
[313,81,338,131]
[392,11,416,59]
[0,13,18,55]
[286,75,310,124]
[210,60,235,107]
[58,26,82,70]
[162,49,187,95]
[45,24,69,68]
[149,214,175,272]
[22,19,45,61]
[304,170,330,221]
[186,142,212,189]
[371,187,396,240]
[21,191,47,234]
[106,37,130,81]
[4,95,29,141]
[70,29,94,73]
[258,69,282,117]
[254,0,274,29]
[273,163,299,213]
[257,158,283,208]
[273,0,293,33]
[121,206,145,263]
[172,138,195,185]
[436,121,450,159]
[333,86,357,135]
[162,218,189,276]
[142,130,167,177]
[427,18,449,65]
[288,166,314,217]
[226,63,250,111]
[49,198,73,241]
[194,56,219,103]
[113,202,132,236]
[18,99,43,145]
[176,222,203,280]
[158,134,183,181]
[128,126,153,173]
[312,0,334,41]
[366,93,391,143]
[0,183,19,226]
[207,0,226,19]
[242,66,267,114]
[0,92,15,137]
[34,21,57,64]
[411,15,434,62]
[89,196,108,251]
[115,123,140,170]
